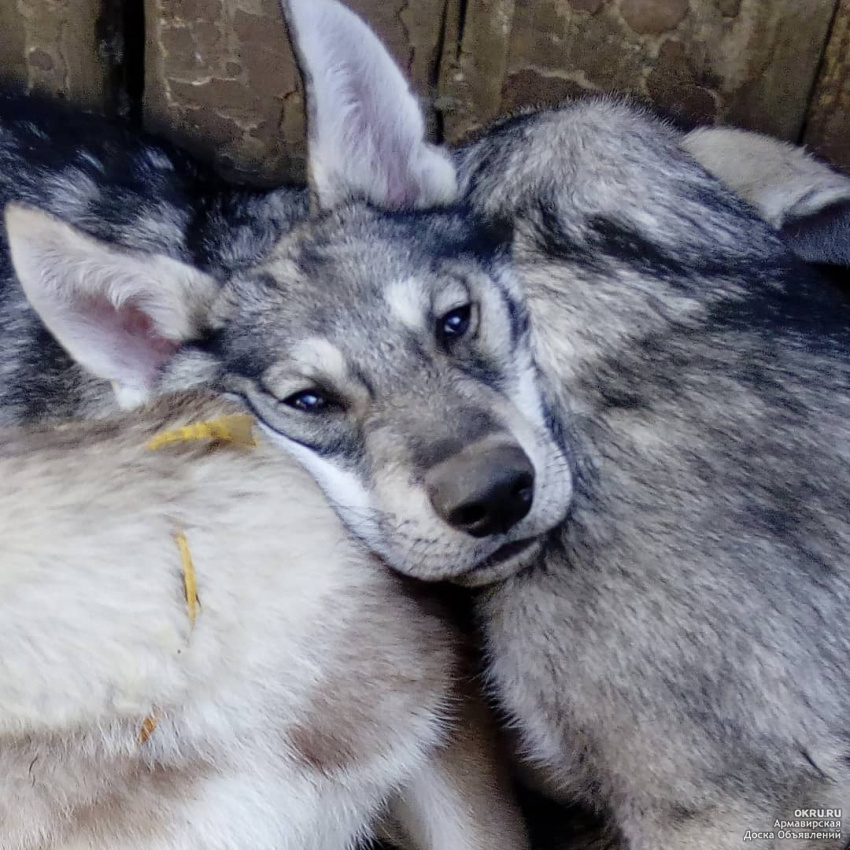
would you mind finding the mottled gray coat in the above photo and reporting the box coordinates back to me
[2,2,850,848]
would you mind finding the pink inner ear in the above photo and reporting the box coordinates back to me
[119,302,181,358]
[81,296,180,386]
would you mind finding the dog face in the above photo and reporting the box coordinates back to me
[191,207,572,584]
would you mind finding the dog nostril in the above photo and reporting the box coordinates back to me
[515,483,533,508]
[451,504,489,528]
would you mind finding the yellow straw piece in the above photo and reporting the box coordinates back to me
[139,713,159,745]
[145,413,257,451]
[176,532,200,628]
[138,532,201,745]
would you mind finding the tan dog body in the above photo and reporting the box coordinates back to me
[0,393,528,850]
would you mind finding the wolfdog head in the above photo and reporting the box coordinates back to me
[4,0,572,586]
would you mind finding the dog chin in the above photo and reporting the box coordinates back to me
[452,536,545,587]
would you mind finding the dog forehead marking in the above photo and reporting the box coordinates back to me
[385,277,429,332]
[288,337,350,382]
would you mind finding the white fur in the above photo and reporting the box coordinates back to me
[0,394,529,850]
[283,0,457,210]
[112,382,151,410]
[258,420,378,536]
[388,695,531,849]
[385,277,430,333]
[288,337,350,384]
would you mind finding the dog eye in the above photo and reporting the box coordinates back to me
[283,389,334,413]
[438,304,472,344]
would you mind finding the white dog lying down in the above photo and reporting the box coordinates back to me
[0,392,528,850]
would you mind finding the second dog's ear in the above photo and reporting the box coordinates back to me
[4,203,218,403]
[282,0,457,212]
[683,127,850,271]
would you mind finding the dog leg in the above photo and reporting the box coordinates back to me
[386,693,530,850]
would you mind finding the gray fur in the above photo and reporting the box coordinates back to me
[2,4,850,848]
[195,10,850,846]
[458,102,850,847]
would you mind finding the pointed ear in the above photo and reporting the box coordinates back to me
[282,0,457,211]
[4,203,218,395]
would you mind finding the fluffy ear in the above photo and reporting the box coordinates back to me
[282,0,457,211]
[683,127,850,269]
[4,203,218,397]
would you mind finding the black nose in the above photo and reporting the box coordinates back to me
[426,442,535,537]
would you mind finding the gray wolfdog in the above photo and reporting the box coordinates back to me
[3,0,850,847]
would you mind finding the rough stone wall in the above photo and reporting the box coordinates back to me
[805,0,850,172]
[143,0,448,185]
[0,0,124,114]
[143,0,304,184]
[438,0,836,144]
[1,0,850,183]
